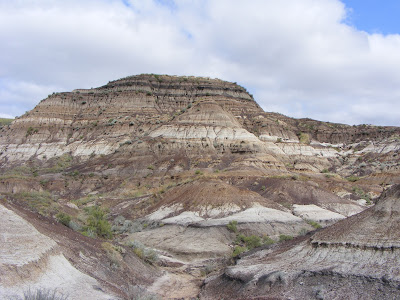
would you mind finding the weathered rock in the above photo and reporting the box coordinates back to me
[201,184,400,300]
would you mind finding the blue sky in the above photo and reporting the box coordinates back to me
[343,0,400,34]
[0,0,400,126]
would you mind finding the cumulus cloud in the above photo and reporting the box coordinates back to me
[0,0,399,126]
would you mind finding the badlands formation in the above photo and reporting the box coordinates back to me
[0,74,399,299]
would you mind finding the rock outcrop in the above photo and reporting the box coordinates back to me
[201,184,400,300]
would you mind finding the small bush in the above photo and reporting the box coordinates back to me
[242,235,262,250]
[346,176,359,182]
[305,219,322,229]
[195,170,203,175]
[127,240,159,264]
[279,234,293,242]
[262,235,275,245]
[299,228,309,236]
[125,285,160,300]
[82,206,112,239]
[23,288,69,300]
[56,212,71,227]
[232,246,247,257]
[227,220,238,233]
[297,132,310,144]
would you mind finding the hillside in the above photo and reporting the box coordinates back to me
[0,74,399,299]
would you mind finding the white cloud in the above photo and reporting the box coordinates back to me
[0,0,399,126]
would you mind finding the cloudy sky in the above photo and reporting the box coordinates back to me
[1,0,399,126]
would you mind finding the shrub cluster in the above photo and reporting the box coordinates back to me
[126,240,159,264]
[82,206,112,239]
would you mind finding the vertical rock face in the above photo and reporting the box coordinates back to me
[201,184,400,300]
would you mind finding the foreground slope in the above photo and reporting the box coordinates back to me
[0,200,160,299]
[201,184,400,300]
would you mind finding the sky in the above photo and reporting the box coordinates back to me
[0,0,399,126]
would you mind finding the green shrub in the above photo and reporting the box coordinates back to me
[227,220,238,233]
[195,170,203,175]
[127,240,159,264]
[14,191,55,216]
[232,246,247,257]
[346,175,360,182]
[262,235,275,245]
[242,235,262,250]
[279,234,293,242]
[305,219,322,229]
[56,212,71,227]
[297,132,310,144]
[82,206,112,239]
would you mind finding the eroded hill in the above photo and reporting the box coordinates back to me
[0,74,399,299]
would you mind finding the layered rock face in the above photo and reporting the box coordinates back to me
[201,184,400,300]
[1,74,399,176]
[0,74,261,162]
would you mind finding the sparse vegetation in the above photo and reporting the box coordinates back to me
[262,235,275,245]
[232,245,247,257]
[13,191,57,216]
[22,288,69,300]
[125,285,161,300]
[101,242,123,268]
[305,219,322,229]
[231,231,276,257]
[297,132,310,144]
[127,240,159,264]
[82,206,113,239]
[227,220,238,233]
[346,175,360,182]
[0,118,13,129]
[26,127,38,137]
[56,212,71,227]
[353,186,372,205]
[279,234,293,242]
